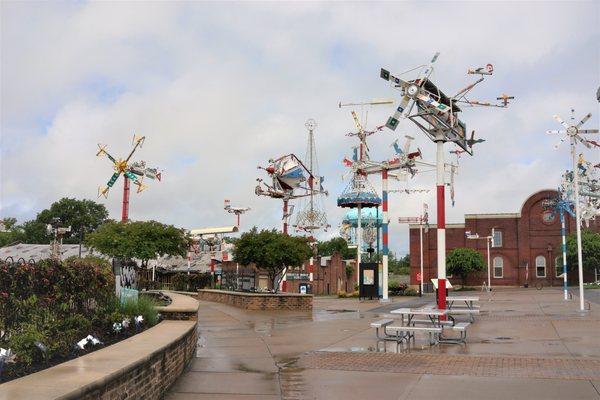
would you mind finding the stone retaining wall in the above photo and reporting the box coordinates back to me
[198,289,312,311]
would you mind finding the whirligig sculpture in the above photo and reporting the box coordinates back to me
[96,135,162,222]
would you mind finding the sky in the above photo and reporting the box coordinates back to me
[1,1,599,255]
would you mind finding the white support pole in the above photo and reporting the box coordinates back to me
[572,139,585,311]
[357,203,362,287]
[561,213,568,300]
[382,169,389,301]
[487,237,491,291]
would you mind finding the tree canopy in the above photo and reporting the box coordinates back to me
[446,247,485,285]
[317,237,355,259]
[36,198,109,243]
[232,227,312,292]
[565,229,600,274]
[86,220,188,266]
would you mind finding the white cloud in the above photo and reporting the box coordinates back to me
[1,1,599,255]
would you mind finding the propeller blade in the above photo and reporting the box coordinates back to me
[135,181,149,193]
[553,115,569,129]
[402,135,413,155]
[106,172,121,188]
[546,130,565,135]
[97,187,109,198]
[386,101,407,130]
[578,129,599,134]
[577,113,592,128]
[416,93,451,113]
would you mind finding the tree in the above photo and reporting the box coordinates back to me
[232,228,312,292]
[35,198,109,244]
[446,248,485,286]
[86,220,188,267]
[565,230,600,274]
[317,237,355,259]
[0,219,26,247]
[1,218,17,230]
[389,252,410,275]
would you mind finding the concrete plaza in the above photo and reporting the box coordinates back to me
[167,288,600,399]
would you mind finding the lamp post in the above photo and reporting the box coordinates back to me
[465,229,494,291]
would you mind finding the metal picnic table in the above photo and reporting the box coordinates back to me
[446,296,479,310]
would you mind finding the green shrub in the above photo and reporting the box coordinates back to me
[403,287,418,296]
[121,296,159,326]
[7,324,47,367]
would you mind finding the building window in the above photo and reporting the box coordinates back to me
[492,230,502,247]
[493,256,503,278]
[536,255,546,278]
[555,256,564,278]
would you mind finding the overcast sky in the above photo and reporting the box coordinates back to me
[1,1,599,255]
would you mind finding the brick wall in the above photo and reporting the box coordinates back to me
[409,190,600,287]
[198,289,312,311]
[78,323,197,400]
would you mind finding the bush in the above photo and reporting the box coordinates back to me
[0,257,160,382]
[388,281,408,296]
[403,287,418,296]
[171,272,212,292]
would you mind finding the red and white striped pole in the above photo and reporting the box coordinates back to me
[435,133,447,311]
[121,176,130,222]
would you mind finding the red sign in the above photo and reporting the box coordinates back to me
[417,272,422,282]
[222,251,228,261]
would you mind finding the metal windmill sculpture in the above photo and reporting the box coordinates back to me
[224,199,250,227]
[293,119,330,234]
[542,190,575,301]
[96,135,162,222]
[547,109,598,311]
[380,52,510,311]
[255,127,327,235]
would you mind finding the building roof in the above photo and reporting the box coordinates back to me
[189,226,239,236]
[0,243,102,262]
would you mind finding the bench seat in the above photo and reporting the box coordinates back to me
[370,318,394,328]
[440,322,470,344]
[409,319,454,327]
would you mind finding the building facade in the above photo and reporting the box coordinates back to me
[409,190,599,287]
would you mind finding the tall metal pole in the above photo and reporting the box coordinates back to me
[487,237,491,291]
[435,132,447,311]
[122,176,130,222]
[382,169,389,301]
[419,223,424,296]
[283,199,289,235]
[357,203,362,287]
[572,139,585,311]
[560,211,568,300]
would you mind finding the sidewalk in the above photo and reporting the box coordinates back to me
[167,288,600,399]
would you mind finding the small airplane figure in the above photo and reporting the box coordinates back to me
[496,93,515,107]
[224,199,250,227]
[468,64,494,76]
[390,135,421,176]
[466,130,485,147]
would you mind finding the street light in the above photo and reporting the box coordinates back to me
[465,229,494,291]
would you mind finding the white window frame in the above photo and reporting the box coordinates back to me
[492,230,502,248]
[555,256,563,278]
[493,256,503,278]
[535,255,546,278]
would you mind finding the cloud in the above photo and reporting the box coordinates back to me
[1,1,599,255]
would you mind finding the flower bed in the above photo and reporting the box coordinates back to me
[0,257,159,383]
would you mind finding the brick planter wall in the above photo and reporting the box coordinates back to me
[79,322,197,400]
[198,289,312,311]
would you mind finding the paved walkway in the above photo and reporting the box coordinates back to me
[167,288,600,399]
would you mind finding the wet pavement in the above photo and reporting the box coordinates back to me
[167,288,600,399]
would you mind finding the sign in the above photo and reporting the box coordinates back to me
[120,287,139,305]
[222,251,229,261]
[300,285,307,294]
[417,272,422,282]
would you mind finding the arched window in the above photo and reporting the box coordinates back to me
[555,256,563,278]
[535,255,546,278]
[493,256,503,278]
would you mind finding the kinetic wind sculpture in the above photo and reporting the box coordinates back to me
[256,154,327,235]
[542,191,575,301]
[380,52,510,310]
[96,135,162,222]
[224,199,250,227]
[547,109,598,311]
[293,119,330,234]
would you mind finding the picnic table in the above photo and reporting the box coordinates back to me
[390,307,449,327]
[446,296,479,310]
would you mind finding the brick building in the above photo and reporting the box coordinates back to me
[220,252,357,295]
[409,189,599,288]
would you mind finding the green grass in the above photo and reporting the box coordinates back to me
[584,283,600,289]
